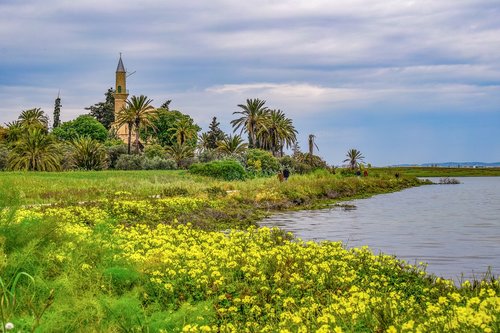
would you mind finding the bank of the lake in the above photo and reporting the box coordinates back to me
[1,170,499,332]
[373,166,500,177]
[262,177,500,282]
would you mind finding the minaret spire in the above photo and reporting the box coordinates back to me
[113,54,130,142]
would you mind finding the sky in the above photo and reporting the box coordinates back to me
[1,0,499,166]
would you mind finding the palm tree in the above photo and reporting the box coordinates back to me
[8,128,61,171]
[165,142,195,168]
[18,108,49,131]
[71,136,107,170]
[127,95,157,154]
[197,132,211,154]
[216,134,248,156]
[258,109,297,157]
[307,134,319,165]
[114,106,135,154]
[170,117,197,145]
[344,149,365,170]
[231,98,268,148]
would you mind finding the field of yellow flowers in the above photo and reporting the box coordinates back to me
[0,170,498,332]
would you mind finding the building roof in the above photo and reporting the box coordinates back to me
[116,55,125,72]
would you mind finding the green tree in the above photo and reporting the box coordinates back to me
[142,109,200,148]
[205,117,226,149]
[52,115,108,142]
[169,117,198,146]
[344,148,365,170]
[18,108,49,132]
[86,88,115,130]
[53,94,62,128]
[165,142,195,168]
[115,106,135,154]
[126,95,157,154]
[70,136,107,170]
[7,128,61,171]
[216,134,248,156]
[258,109,297,157]
[231,98,269,148]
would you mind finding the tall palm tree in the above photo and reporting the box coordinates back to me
[197,132,211,154]
[231,98,268,148]
[114,106,135,154]
[344,149,365,170]
[258,109,297,157]
[127,95,157,154]
[8,128,61,171]
[18,108,49,131]
[170,117,197,145]
[216,134,248,156]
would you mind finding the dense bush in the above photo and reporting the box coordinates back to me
[244,149,280,176]
[144,144,166,159]
[0,144,9,170]
[107,144,128,169]
[52,115,108,142]
[189,159,246,180]
[115,154,143,170]
[142,157,177,170]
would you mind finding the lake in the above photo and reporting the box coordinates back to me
[260,177,500,281]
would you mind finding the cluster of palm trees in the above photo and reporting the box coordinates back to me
[231,99,297,157]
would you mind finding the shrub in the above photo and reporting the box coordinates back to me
[0,144,9,170]
[245,149,280,176]
[71,137,108,171]
[142,157,177,170]
[189,159,246,181]
[107,144,128,169]
[144,144,166,159]
[115,154,143,170]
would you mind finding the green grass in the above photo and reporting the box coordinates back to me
[1,170,498,332]
[372,166,500,177]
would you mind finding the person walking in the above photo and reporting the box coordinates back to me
[283,168,290,181]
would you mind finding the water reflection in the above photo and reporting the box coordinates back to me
[260,177,500,281]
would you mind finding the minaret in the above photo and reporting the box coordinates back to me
[114,54,129,141]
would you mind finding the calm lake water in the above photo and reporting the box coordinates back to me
[260,177,500,281]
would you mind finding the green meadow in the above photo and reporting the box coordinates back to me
[1,170,499,332]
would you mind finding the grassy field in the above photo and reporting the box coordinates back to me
[372,166,500,177]
[1,170,499,332]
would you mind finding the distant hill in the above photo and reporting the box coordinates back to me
[393,162,500,168]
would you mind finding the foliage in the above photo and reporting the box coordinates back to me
[258,109,297,157]
[142,157,177,170]
[52,115,108,142]
[115,154,143,170]
[128,95,157,154]
[0,197,497,332]
[231,98,268,148]
[7,129,61,171]
[85,87,115,130]
[0,144,9,170]
[114,104,135,154]
[144,144,166,159]
[106,144,128,169]
[70,136,108,170]
[165,143,195,168]
[52,95,61,129]
[244,148,280,176]
[344,148,365,170]
[205,117,226,149]
[189,159,247,181]
[216,134,248,156]
[169,116,199,146]
[17,108,49,132]
[141,109,200,148]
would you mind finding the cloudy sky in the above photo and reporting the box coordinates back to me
[1,0,499,166]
